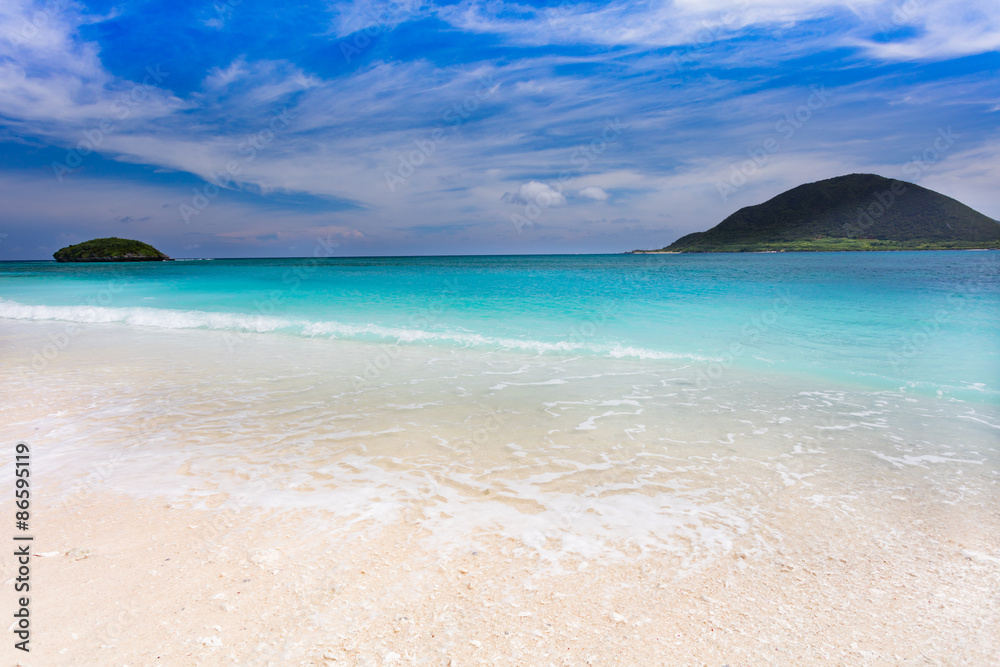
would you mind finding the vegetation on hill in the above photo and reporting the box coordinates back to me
[641,174,1000,253]
[53,237,171,262]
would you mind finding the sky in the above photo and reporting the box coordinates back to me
[0,0,998,259]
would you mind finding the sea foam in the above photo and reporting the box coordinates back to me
[0,298,716,362]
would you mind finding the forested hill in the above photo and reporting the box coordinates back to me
[645,174,1000,252]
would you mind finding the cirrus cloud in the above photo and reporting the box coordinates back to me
[0,0,997,259]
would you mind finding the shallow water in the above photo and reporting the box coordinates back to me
[2,252,998,398]
[1,252,998,570]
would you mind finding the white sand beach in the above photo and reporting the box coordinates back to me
[3,320,999,665]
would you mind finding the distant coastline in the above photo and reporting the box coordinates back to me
[630,241,1000,253]
[637,174,1000,254]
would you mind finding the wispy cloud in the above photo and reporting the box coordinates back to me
[849,0,1000,60]
[439,0,863,48]
[0,0,182,130]
[327,0,429,37]
[0,0,996,258]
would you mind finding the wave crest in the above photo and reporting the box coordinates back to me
[0,299,714,361]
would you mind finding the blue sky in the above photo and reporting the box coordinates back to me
[0,0,998,259]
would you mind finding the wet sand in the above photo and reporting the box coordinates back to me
[3,320,999,665]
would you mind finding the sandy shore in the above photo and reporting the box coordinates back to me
[5,481,997,666]
[3,321,999,665]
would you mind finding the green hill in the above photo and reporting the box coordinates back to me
[53,237,171,262]
[642,174,1000,252]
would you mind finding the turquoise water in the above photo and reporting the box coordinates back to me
[2,252,997,400]
[2,251,998,566]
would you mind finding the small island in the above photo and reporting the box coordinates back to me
[635,173,1000,253]
[53,237,172,262]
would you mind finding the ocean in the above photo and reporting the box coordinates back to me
[2,251,998,569]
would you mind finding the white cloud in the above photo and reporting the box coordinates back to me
[204,57,251,89]
[440,0,876,48]
[439,0,1000,62]
[917,135,1000,220]
[850,0,1000,60]
[327,0,429,37]
[501,181,567,207]
[202,58,320,104]
[1,0,997,258]
[577,186,609,201]
[0,170,368,258]
[0,0,183,130]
